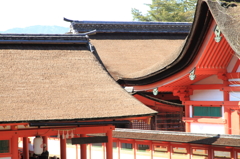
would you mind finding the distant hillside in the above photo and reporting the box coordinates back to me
[0,25,69,34]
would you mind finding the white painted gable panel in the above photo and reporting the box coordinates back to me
[227,55,238,73]
[190,123,225,134]
[190,90,223,101]
[193,75,222,84]
[229,92,240,101]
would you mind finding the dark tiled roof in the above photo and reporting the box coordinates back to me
[64,18,191,34]
[0,34,89,44]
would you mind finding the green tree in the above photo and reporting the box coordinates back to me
[132,0,197,22]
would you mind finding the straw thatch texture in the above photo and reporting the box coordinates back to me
[206,0,240,55]
[91,39,185,79]
[0,44,156,123]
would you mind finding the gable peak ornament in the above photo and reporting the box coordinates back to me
[153,88,158,96]
[189,68,196,80]
[214,25,222,42]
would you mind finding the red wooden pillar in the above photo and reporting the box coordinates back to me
[88,144,91,159]
[80,134,87,159]
[133,141,136,159]
[11,126,18,159]
[149,142,153,159]
[223,79,231,134]
[106,130,113,159]
[23,137,29,159]
[168,143,172,159]
[185,105,191,132]
[231,110,239,135]
[186,144,192,159]
[231,148,235,159]
[42,136,48,147]
[225,108,232,134]
[76,144,79,159]
[117,140,121,159]
[60,136,67,159]
[208,146,213,159]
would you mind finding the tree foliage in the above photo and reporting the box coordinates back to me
[132,0,197,22]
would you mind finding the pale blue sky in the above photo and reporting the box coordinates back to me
[0,0,152,31]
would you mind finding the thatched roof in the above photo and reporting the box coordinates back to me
[118,0,240,85]
[207,0,240,55]
[91,38,185,79]
[0,34,156,123]
[64,20,189,80]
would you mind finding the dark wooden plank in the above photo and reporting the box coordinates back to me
[71,136,108,144]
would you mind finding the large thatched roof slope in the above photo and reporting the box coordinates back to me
[207,0,240,55]
[0,34,156,123]
[118,0,240,85]
[64,19,190,79]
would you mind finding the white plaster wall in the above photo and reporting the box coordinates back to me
[229,92,240,101]
[190,90,223,101]
[237,66,240,72]
[227,55,238,73]
[0,157,11,159]
[67,147,76,159]
[153,156,168,159]
[193,75,223,85]
[113,150,119,159]
[137,154,150,159]
[120,153,134,159]
[190,123,225,134]
[48,139,60,156]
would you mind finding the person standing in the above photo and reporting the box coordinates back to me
[40,144,49,159]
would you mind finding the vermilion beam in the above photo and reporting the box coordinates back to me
[0,125,114,137]
[183,117,226,124]
[190,84,223,90]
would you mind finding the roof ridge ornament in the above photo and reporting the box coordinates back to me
[214,25,222,43]
[189,68,196,80]
[153,88,158,96]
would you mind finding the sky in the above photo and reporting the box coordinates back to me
[0,0,152,31]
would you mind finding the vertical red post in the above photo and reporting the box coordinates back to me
[168,144,172,159]
[225,108,232,134]
[133,141,136,159]
[102,143,105,159]
[208,146,213,159]
[106,130,113,159]
[88,144,91,159]
[149,142,153,159]
[42,136,48,147]
[80,134,87,159]
[75,144,79,159]
[117,140,121,159]
[185,105,191,132]
[231,110,239,135]
[11,126,18,159]
[60,136,67,159]
[223,80,231,134]
[186,144,191,159]
[231,148,235,159]
[23,137,29,159]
